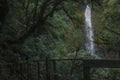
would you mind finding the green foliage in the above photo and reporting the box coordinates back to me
[92,68,120,80]
[93,0,120,58]
[0,0,120,80]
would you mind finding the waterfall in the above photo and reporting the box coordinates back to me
[85,5,95,56]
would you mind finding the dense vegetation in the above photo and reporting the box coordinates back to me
[94,0,120,58]
[0,0,120,80]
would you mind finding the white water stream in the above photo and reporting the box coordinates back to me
[85,5,95,56]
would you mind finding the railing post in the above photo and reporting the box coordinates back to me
[83,66,91,80]
[27,62,29,80]
[46,59,50,80]
[13,63,17,79]
[37,61,40,80]
[52,60,57,80]
[27,62,32,80]
[19,63,23,80]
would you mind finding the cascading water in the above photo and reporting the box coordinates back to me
[85,5,95,56]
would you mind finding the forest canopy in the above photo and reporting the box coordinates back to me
[0,0,120,62]
[0,0,120,80]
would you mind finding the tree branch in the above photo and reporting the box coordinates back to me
[104,27,120,36]
[44,0,63,19]
[62,6,77,31]
[6,0,80,44]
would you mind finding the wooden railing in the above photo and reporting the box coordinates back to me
[1,59,120,80]
[83,59,120,80]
